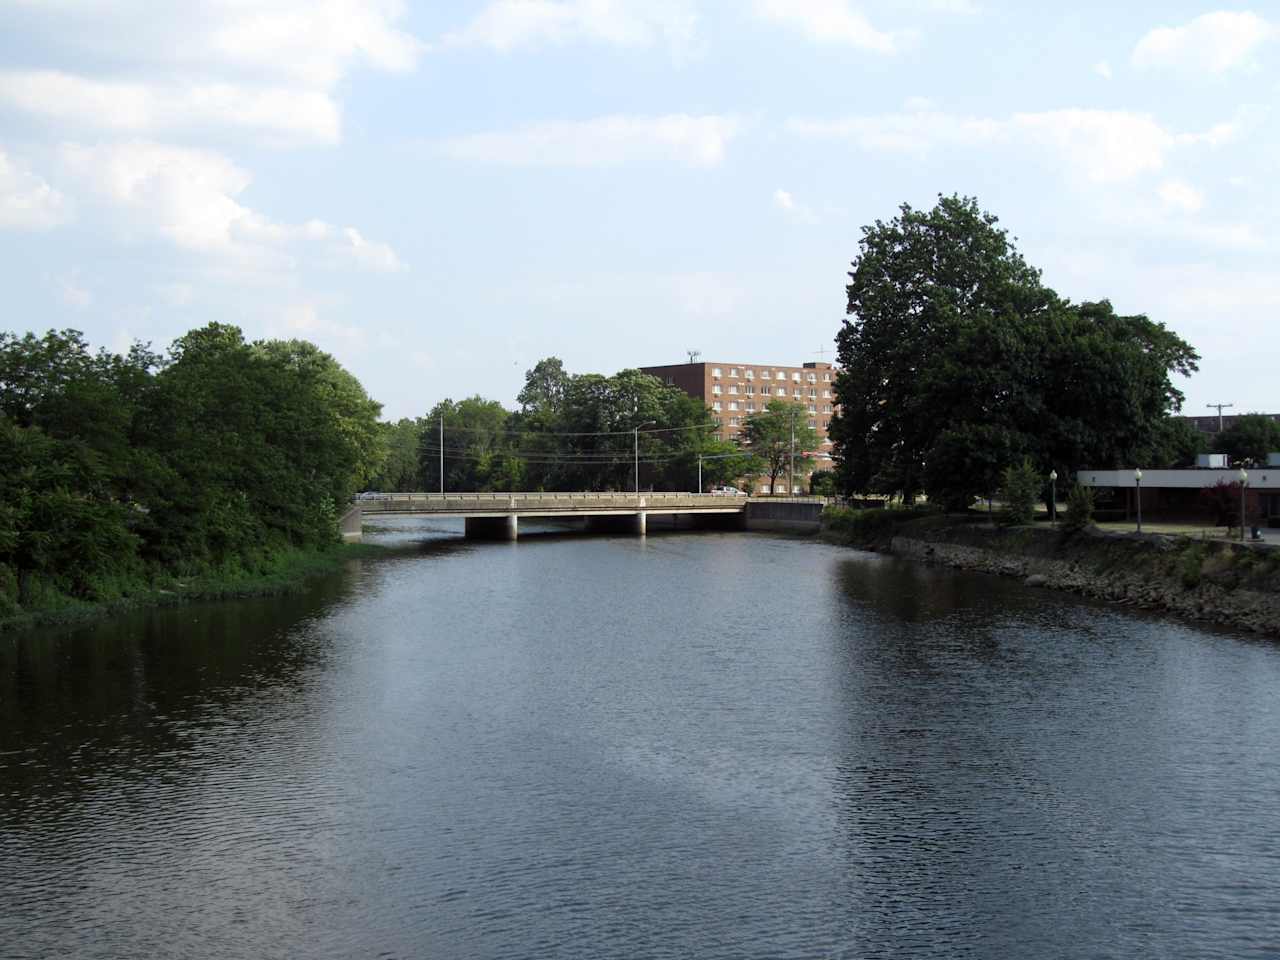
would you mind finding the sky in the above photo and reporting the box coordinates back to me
[0,1,1276,421]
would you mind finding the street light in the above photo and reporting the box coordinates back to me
[1134,468,1143,535]
[1239,467,1248,542]
[1049,469,1058,524]
[634,421,656,496]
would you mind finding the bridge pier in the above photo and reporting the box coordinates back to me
[464,514,518,541]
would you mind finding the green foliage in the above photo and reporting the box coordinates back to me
[997,459,1040,526]
[422,359,735,493]
[1062,484,1096,532]
[831,195,1199,504]
[741,400,821,494]
[1200,479,1243,529]
[1215,414,1280,466]
[1179,544,1205,590]
[821,504,936,544]
[367,418,425,491]
[1,322,383,619]
[809,469,837,496]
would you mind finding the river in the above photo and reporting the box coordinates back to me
[3,520,1279,959]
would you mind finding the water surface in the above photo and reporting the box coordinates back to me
[3,520,1278,958]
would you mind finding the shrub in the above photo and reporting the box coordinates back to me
[997,459,1039,526]
[1179,544,1205,589]
[1062,484,1095,532]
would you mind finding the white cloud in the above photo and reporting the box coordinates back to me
[1158,178,1204,214]
[0,1,421,145]
[1012,110,1174,183]
[753,0,897,53]
[1093,60,1113,79]
[790,107,1235,183]
[1132,11,1274,74]
[439,114,741,168]
[341,227,405,272]
[52,270,93,308]
[0,148,70,229]
[773,188,818,224]
[788,110,1003,155]
[58,141,402,271]
[151,282,195,306]
[444,0,697,55]
[280,302,367,345]
[0,71,342,145]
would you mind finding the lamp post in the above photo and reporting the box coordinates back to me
[1134,468,1143,535]
[1049,469,1058,524]
[1239,467,1248,542]
[634,421,656,496]
[697,452,703,494]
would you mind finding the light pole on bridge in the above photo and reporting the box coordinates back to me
[634,421,656,496]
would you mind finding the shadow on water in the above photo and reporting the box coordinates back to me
[0,572,360,809]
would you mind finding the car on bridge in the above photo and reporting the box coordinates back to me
[710,486,743,496]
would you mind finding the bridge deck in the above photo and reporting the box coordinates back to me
[357,492,748,519]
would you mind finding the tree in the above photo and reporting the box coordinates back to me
[831,195,1199,506]
[367,418,425,491]
[1215,414,1280,466]
[997,459,1039,526]
[741,400,821,494]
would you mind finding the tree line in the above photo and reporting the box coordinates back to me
[1,323,382,617]
[829,195,1214,508]
[367,357,821,495]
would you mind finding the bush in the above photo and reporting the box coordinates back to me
[1179,544,1204,589]
[997,459,1039,526]
[1062,483,1095,532]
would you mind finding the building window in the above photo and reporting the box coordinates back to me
[729,367,738,377]
[746,402,755,412]
[746,385,754,395]
[808,404,816,412]
[729,384,738,395]
[824,373,831,381]
[712,367,722,377]
[824,404,832,413]
[808,420,816,429]
[793,388,802,398]
[807,373,816,382]
[745,370,753,380]
[760,370,770,380]
[729,401,739,411]
[822,389,830,399]
[760,484,771,494]
[712,384,721,395]
[729,417,739,426]
[713,401,721,411]
[791,372,800,382]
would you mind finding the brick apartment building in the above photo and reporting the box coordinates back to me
[640,360,838,494]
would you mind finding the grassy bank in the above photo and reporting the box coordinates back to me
[821,505,1280,636]
[0,542,386,634]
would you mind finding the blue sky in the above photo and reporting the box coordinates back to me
[1,1,1276,420]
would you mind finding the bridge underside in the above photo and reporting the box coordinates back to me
[356,506,747,542]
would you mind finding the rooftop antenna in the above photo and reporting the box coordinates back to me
[1207,402,1234,433]
[686,349,701,365]
[813,345,830,362]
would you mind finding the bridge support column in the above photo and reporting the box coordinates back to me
[465,515,518,541]
[633,511,646,536]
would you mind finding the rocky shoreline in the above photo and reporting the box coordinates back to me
[825,515,1280,638]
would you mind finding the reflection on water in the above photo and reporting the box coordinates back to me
[3,519,1279,959]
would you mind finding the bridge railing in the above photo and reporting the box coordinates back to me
[354,491,751,513]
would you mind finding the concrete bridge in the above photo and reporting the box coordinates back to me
[341,492,824,542]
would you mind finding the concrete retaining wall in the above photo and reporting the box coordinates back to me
[744,499,825,532]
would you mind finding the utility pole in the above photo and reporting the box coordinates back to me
[697,453,703,493]
[439,416,444,495]
[789,408,796,496]
[1208,402,1234,434]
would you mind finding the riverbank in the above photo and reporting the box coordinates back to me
[0,542,386,634]
[822,509,1280,637]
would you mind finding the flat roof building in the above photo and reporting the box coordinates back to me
[640,360,838,493]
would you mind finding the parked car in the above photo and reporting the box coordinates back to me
[709,486,743,496]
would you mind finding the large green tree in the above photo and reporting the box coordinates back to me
[741,400,821,494]
[831,196,1199,506]
[1215,414,1280,466]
